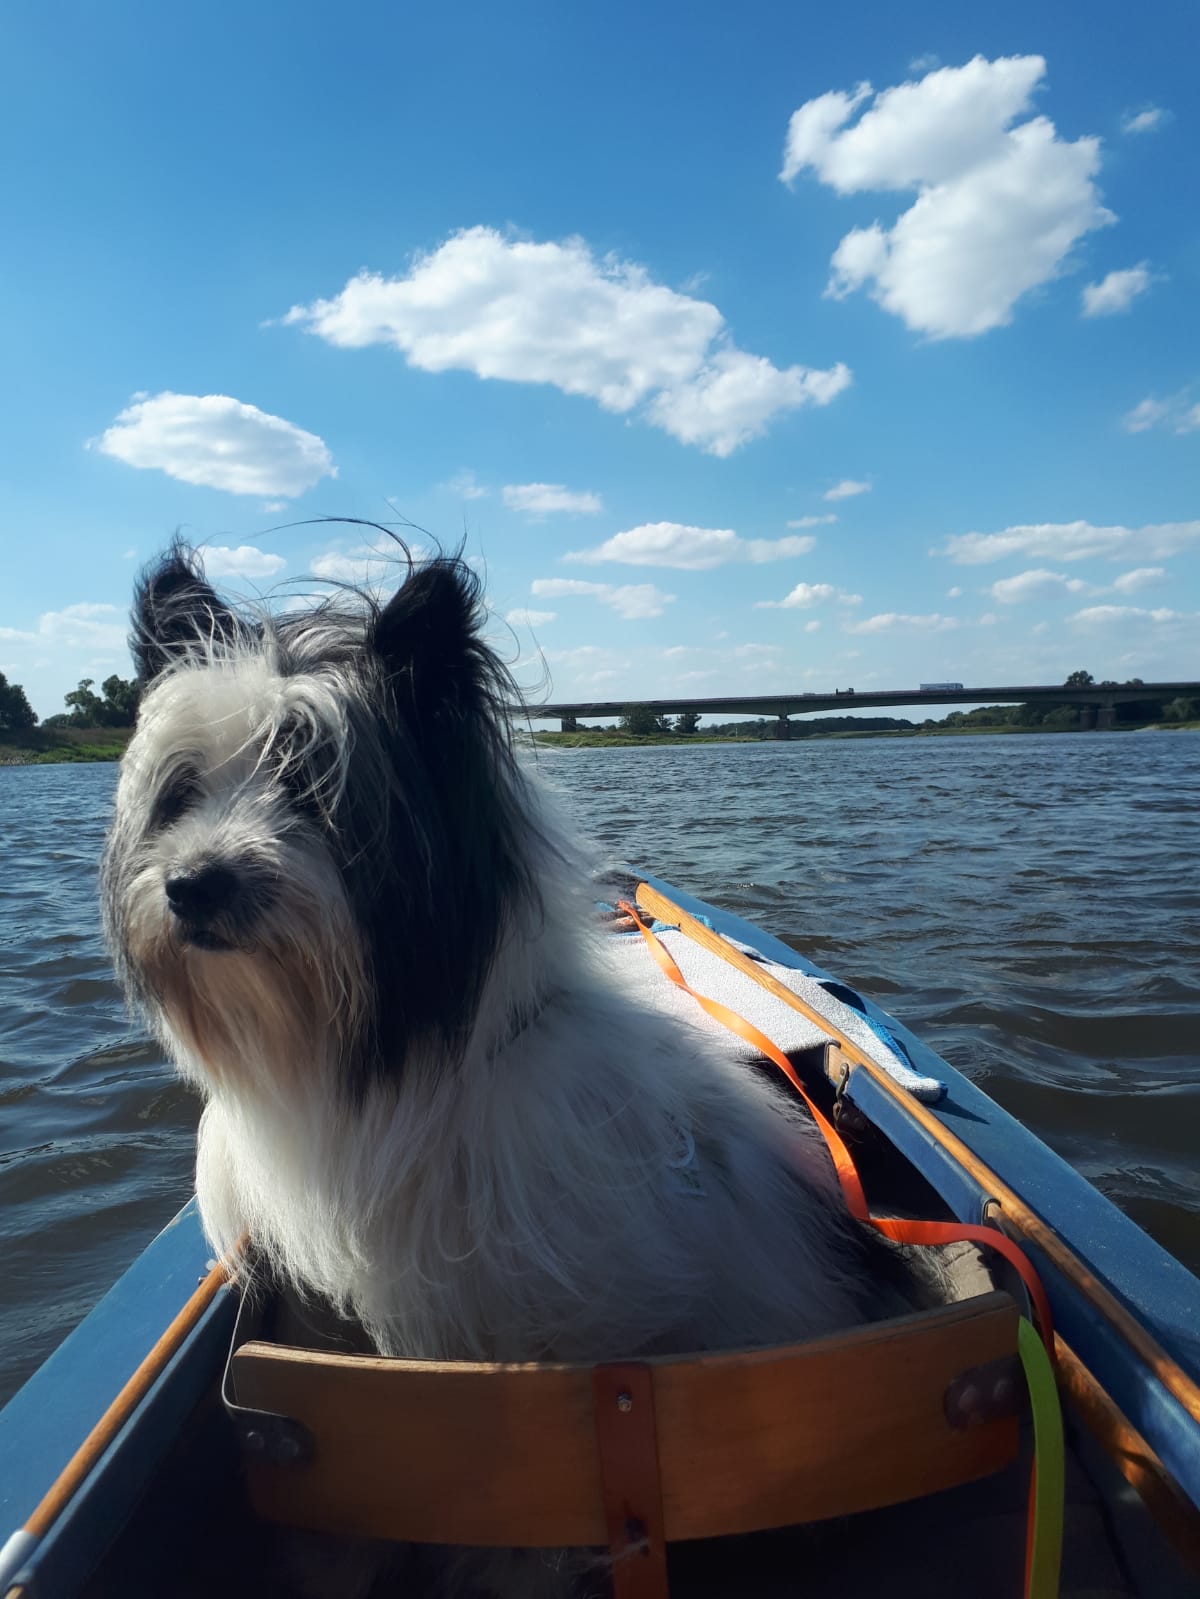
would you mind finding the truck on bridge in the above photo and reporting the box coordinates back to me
[919,682,964,692]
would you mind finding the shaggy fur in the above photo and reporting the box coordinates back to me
[102,542,939,1595]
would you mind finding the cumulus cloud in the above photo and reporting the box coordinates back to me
[505,607,557,627]
[787,514,837,528]
[781,55,1114,339]
[937,518,1200,565]
[443,469,489,499]
[566,522,815,569]
[1121,107,1167,135]
[947,585,962,598]
[31,604,127,651]
[200,544,286,580]
[531,578,675,620]
[1070,605,1188,627]
[1081,263,1152,317]
[502,482,603,516]
[308,537,424,588]
[823,479,871,501]
[756,582,863,609]
[1122,393,1200,435]
[989,568,1088,604]
[91,392,335,496]
[1110,567,1166,594]
[844,612,960,634]
[282,227,851,455]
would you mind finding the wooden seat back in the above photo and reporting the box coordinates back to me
[231,1290,1020,1566]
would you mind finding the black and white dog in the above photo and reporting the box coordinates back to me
[102,543,936,1585]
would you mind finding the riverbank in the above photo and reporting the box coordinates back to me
[531,721,1199,749]
[0,728,132,765]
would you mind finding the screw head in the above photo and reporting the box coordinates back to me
[616,1391,633,1413]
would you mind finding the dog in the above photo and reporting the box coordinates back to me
[102,541,941,1593]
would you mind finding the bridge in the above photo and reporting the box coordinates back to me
[529,681,1199,736]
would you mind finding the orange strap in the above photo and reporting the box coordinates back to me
[617,901,1055,1353]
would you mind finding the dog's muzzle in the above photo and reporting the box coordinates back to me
[165,865,243,951]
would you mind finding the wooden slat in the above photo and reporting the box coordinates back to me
[232,1292,1018,1548]
[633,881,1200,1430]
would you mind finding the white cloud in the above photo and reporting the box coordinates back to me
[1122,396,1173,433]
[1081,263,1152,317]
[823,479,871,501]
[782,55,1114,339]
[1070,605,1189,627]
[787,514,837,528]
[989,568,1088,604]
[1122,394,1200,435]
[199,544,286,580]
[567,522,815,569]
[757,582,863,610]
[260,500,288,514]
[937,519,1200,565]
[30,604,128,651]
[282,226,851,455]
[91,392,335,497]
[1110,567,1165,595]
[759,582,836,609]
[732,643,781,659]
[502,482,603,516]
[1121,107,1167,135]
[531,578,675,620]
[309,537,423,588]
[804,620,821,632]
[845,612,960,634]
[443,469,489,499]
[505,607,557,627]
[947,585,962,598]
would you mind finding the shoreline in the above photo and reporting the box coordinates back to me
[2,722,1195,765]
[529,722,1198,750]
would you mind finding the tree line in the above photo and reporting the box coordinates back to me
[0,674,141,733]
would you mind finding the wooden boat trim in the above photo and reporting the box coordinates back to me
[1054,1333,1200,1569]
[634,881,1200,1433]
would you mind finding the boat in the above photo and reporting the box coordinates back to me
[1,872,1198,1599]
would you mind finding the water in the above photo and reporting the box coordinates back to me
[2,733,1198,1404]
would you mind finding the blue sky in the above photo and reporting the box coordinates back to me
[2,0,1197,721]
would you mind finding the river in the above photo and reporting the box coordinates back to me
[1,731,1197,1403]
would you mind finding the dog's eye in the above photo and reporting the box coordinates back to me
[153,769,200,830]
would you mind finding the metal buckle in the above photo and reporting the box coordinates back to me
[220,1269,314,1467]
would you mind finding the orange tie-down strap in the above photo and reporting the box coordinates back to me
[615,901,1055,1354]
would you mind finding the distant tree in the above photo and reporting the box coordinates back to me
[619,704,659,736]
[65,678,107,726]
[0,672,38,731]
[1064,670,1095,687]
[62,674,140,727]
[100,674,140,726]
[674,710,701,735]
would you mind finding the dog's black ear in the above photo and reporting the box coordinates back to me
[370,557,487,709]
[131,543,239,683]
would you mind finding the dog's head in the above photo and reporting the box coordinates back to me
[102,541,540,1098]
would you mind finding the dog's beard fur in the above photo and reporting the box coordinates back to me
[103,542,944,1592]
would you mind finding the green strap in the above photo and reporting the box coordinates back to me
[1018,1316,1064,1599]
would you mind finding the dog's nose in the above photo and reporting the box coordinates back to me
[165,866,238,921]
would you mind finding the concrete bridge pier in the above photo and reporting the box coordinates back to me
[774,714,791,740]
[1079,704,1097,731]
[1097,703,1117,730]
[560,715,578,732]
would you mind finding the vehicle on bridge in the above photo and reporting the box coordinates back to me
[919,682,964,692]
